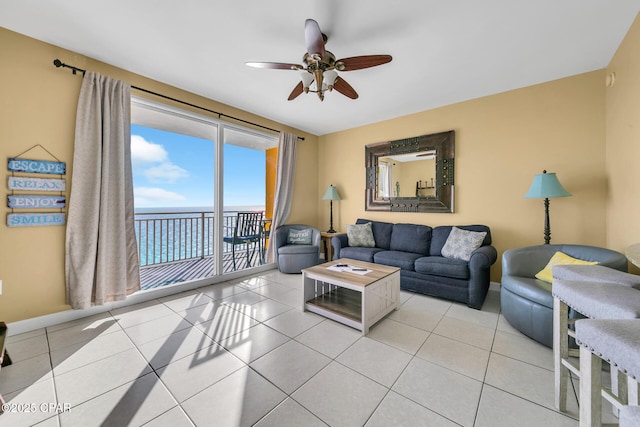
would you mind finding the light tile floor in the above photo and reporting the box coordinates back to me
[0,270,589,426]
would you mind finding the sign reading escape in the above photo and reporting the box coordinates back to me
[7,158,66,175]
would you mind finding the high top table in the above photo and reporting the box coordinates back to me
[626,242,640,269]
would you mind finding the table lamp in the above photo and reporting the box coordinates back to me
[524,170,571,244]
[322,184,341,233]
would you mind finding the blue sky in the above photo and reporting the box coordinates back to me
[131,125,266,209]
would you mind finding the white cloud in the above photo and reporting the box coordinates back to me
[131,135,168,164]
[143,162,189,183]
[131,134,189,183]
[134,187,186,206]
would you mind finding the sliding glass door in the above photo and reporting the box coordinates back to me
[130,97,277,290]
[222,127,278,273]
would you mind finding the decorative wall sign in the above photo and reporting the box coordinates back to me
[7,158,66,175]
[7,195,66,209]
[7,213,66,227]
[8,177,66,192]
[6,146,67,228]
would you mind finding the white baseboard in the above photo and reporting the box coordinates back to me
[490,281,501,292]
[7,263,276,336]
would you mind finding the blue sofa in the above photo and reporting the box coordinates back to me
[331,219,497,309]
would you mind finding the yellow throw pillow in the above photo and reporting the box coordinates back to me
[535,251,598,283]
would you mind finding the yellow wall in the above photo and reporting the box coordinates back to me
[0,27,318,323]
[318,71,607,281]
[606,13,640,274]
[4,13,640,323]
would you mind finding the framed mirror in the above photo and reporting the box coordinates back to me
[365,130,454,212]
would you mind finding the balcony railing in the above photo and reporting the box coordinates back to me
[134,210,266,267]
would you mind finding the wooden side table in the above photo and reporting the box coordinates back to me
[320,232,340,262]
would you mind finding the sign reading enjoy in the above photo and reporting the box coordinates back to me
[7,195,66,209]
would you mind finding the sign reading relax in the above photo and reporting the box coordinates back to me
[7,177,66,192]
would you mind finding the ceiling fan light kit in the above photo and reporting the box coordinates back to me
[246,19,392,101]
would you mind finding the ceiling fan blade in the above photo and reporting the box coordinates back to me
[287,81,304,101]
[333,76,358,99]
[305,19,326,58]
[246,62,303,70]
[335,55,392,71]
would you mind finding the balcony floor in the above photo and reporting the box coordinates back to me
[140,250,264,290]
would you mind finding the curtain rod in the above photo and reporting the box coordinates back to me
[52,59,305,141]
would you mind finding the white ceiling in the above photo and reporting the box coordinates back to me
[1,1,639,136]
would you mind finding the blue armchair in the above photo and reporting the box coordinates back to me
[500,244,629,347]
[274,224,321,273]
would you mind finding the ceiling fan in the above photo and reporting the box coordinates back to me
[246,19,392,101]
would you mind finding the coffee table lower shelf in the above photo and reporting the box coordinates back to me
[305,288,362,330]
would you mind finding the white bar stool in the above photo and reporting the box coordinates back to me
[552,269,640,413]
[575,319,640,427]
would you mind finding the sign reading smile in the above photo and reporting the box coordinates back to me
[7,213,66,227]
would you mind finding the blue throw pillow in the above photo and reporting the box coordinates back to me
[287,228,312,245]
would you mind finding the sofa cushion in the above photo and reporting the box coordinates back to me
[389,224,432,255]
[441,227,487,261]
[356,218,393,249]
[346,222,376,247]
[431,225,491,256]
[340,246,384,263]
[374,250,422,271]
[414,256,470,279]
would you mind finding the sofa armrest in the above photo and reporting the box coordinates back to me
[331,234,349,259]
[274,227,288,251]
[467,245,498,309]
[469,245,497,270]
[502,246,551,278]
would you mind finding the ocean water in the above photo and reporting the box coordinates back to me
[134,205,266,265]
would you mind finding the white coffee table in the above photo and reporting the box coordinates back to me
[301,258,400,335]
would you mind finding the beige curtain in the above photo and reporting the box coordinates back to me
[265,132,298,263]
[65,71,140,309]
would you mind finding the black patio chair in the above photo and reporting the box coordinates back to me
[223,211,264,270]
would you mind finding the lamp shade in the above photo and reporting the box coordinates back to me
[300,72,314,89]
[524,171,571,199]
[324,70,338,87]
[322,184,341,201]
